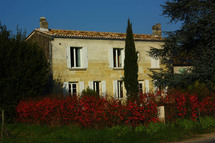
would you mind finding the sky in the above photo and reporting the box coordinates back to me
[0,0,181,36]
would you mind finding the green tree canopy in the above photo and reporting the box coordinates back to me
[124,19,138,100]
[0,22,50,121]
[149,0,215,91]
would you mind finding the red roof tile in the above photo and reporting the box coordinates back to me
[35,28,164,41]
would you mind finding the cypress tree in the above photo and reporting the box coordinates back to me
[124,19,138,101]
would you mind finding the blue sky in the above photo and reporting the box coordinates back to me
[0,0,181,36]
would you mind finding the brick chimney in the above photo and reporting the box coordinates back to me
[152,23,161,37]
[39,17,49,31]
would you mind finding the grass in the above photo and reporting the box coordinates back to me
[1,117,215,143]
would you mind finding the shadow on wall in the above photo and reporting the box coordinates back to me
[45,75,64,95]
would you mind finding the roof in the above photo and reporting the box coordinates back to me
[33,28,164,41]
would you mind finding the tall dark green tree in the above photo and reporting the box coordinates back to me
[149,0,215,91]
[0,22,50,122]
[124,19,138,100]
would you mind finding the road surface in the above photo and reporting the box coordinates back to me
[174,132,215,143]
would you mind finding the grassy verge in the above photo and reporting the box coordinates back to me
[1,117,215,143]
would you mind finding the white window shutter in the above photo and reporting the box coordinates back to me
[151,57,156,68]
[79,81,85,95]
[101,81,106,97]
[145,80,149,93]
[163,86,168,96]
[151,57,160,68]
[88,81,93,89]
[122,49,125,68]
[153,80,158,93]
[66,47,71,68]
[155,58,160,68]
[109,48,113,68]
[82,47,88,68]
[63,82,69,95]
[113,80,118,98]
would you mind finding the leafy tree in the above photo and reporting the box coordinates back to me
[149,0,215,91]
[0,22,49,122]
[124,19,138,100]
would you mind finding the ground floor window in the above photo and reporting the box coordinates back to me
[69,82,77,96]
[93,81,100,95]
[117,81,123,99]
[139,82,143,94]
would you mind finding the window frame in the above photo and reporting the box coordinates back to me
[110,48,124,69]
[67,46,88,69]
[69,82,78,96]
[93,81,101,95]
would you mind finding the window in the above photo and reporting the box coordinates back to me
[117,81,123,98]
[71,47,81,67]
[113,48,122,67]
[67,47,88,69]
[113,80,124,99]
[151,57,160,68]
[93,81,100,95]
[139,82,143,94]
[69,82,77,96]
[88,81,106,96]
[109,48,124,68]
[63,81,85,96]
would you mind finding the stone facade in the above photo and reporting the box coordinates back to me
[26,17,164,100]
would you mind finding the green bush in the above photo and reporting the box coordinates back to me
[81,87,100,98]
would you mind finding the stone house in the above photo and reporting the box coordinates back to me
[26,17,164,100]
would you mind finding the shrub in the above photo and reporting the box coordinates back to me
[16,94,159,128]
[81,87,100,98]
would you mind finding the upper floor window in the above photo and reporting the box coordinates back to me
[71,47,81,67]
[151,57,160,69]
[66,47,88,69]
[109,48,125,69]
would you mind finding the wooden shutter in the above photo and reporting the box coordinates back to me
[113,80,118,98]
[155,58,160,68]
[145,80,149,93]
[82,47,88,68]
[63,82,69,95]
[121,49,125,68]
[66,47,71,68]
[109,48,113,68]
[88,81,93,89]
[79,81,85,95]
[101,81,106,97]
[151,57,160,68]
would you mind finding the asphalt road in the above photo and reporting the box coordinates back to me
[174,132,215,143]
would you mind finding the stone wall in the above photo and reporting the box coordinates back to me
[51,37,163,97]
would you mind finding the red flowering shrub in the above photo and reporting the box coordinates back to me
[16,91,215,127]
[160,90,215,122]
[16,94,159,128]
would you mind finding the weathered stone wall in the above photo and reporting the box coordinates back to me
[26,31,52,59]
[51,38,163,97]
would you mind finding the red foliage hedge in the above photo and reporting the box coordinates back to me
[16,91,215,127]
[16,94,158,127]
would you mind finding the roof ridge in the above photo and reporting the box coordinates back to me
[34,28,164,41]
[48,28,151,35]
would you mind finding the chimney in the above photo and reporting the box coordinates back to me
[39,17,49,31]
[152,23,161,37]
